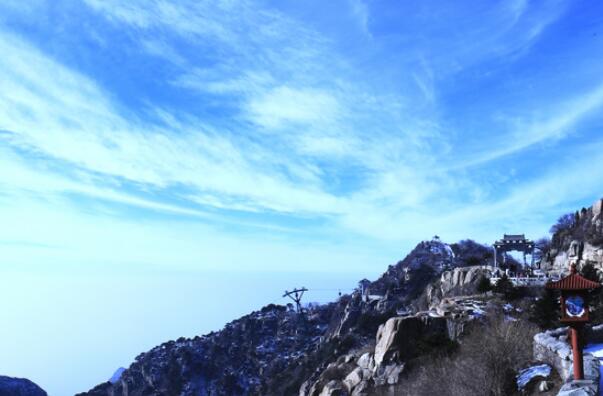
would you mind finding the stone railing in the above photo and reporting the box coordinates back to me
[533,327,600,395]
[490,276,548,287]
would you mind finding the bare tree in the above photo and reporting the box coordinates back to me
[395,316,537,396]
[549,213,575,235]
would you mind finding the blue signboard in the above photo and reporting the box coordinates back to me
[566,295,586,317]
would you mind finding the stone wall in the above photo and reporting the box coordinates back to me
[557,354,599,396]
[534,327,573,381]
[533,327,601,396]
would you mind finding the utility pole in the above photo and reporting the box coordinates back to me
[283,287,308,314]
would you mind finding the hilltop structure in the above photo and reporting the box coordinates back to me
[493,234,535,268]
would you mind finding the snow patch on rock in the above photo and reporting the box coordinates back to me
[109,367,126,384]
[516,364,551,390]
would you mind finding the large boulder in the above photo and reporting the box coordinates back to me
[305,360,356,396]
[581,243,603,269]
[0,376,47,396]
[356,353,374,372]
[342,368,364,392]
[373,363,404,386]
[374,317,419,367]
[332,297,362,338]
[440,266,493,295]
[318,380,346,396]
[350,380,370,396]
[374,315,458,368]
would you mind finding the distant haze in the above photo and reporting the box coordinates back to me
[0,267,366,395]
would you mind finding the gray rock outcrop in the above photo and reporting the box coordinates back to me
[318,380,345,396]
[426,265,493,307]
[374,316,442,367]
[544,198,603,274]
[302,313,467,396]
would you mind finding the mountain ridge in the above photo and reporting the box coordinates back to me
[77,197,603,396]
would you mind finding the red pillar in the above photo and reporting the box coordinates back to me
[570,326,584,380]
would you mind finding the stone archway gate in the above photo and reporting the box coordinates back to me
[493,234,535,268]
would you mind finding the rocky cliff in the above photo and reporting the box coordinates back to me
[425,265,494,308]
[78,237,494,396]
[79,236,502,396]
[542,198,603,276]
[77,303,337,396]
[6,199,602,395]
[299,313,467,396]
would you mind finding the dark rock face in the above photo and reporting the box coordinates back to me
[450,239,495,267]
[77,304,336,396]
[374,315,456,367]
[0,376,47,396]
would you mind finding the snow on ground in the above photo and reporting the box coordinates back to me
[516,364,551,390]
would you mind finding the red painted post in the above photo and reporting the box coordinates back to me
[570,326,584,380]
[546,262,601,381]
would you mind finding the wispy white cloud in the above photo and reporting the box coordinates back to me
[0,0,599,251]
[349,0,372,37]
[0,31,349,216]
[246,86,342,129]
[173,69,274,96]
[454,82,603,169]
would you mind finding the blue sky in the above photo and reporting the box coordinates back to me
[2,0,603,394]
